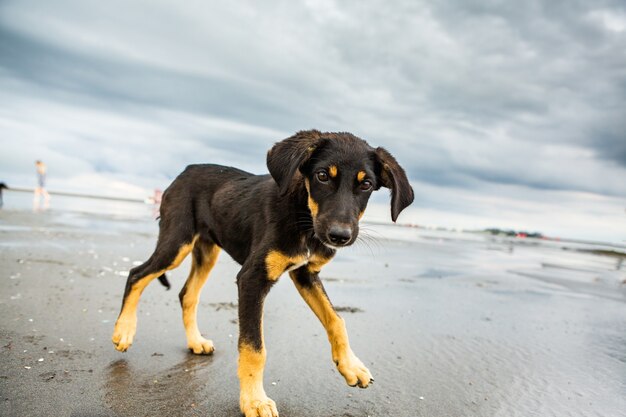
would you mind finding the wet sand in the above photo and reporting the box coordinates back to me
[1,209,625,417]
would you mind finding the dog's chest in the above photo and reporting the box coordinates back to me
[285,249,311,272]
[265,248,318,281]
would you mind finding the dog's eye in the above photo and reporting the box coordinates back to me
[316,171,329,183]
[360,180,373,191]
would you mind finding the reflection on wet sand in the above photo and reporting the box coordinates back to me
[104,354,216,416]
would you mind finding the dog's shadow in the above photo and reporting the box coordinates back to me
[103,355,369,417]
[103,353,239,416]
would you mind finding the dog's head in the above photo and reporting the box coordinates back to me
[267,130,414,249]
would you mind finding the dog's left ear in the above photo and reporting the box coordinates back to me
[375,147,414,222]
[267,130,324,195]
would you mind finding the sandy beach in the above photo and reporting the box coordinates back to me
[1,205,625,417]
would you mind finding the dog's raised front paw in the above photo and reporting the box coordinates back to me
[111,319,136,352]
[335,351,374,388]
[187,336,215,355]
[241,396,279,417]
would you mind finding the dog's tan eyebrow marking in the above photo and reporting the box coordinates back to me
[329,165,338,178]
[357,171,366,182]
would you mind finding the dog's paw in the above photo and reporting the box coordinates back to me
[187,336,215,355]
[241,396,279,417]
[111,319,136,352]
[335,351,374,388]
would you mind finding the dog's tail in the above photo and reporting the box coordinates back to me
[157,273,171,290]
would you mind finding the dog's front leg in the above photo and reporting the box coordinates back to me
[237,266,279,417]
[290,268,373,388]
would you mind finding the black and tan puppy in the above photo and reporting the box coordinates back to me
[112,130,414,417]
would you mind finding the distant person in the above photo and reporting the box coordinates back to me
[0,182,7,208]
[33,160,50,211]
[152,188,163,219]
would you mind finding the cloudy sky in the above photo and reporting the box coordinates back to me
[1,0,625,243]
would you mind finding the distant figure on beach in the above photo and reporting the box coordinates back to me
[151,188,163,219]
[0,182,7,208]
[33,160,50,211]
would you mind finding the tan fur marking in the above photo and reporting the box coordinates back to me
[357,171,366,182]
[307,253,333,274]
[112,236,198,351]
[182,244,221,354]
[308,196,319,218]
[171,236,198,269]
[329,165,338,178]
[290,277,346,348]
[238,344,277,417]
[111,270,164,351]
[358,210,365,220]
[265,250,307,281]
[238,343,266,382]
[290,274,373,388]
[305,178,319,218]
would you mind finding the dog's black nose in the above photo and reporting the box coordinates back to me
[327,226,352,245]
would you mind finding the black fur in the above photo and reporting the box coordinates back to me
[114,130,414,409]
[157,273,170,289]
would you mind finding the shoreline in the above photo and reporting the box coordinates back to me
[4,188,625,248]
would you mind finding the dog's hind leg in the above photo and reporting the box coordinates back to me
[179,238,221,354]
[112,233,197,352]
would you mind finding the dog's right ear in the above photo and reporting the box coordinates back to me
[267,130,324,195]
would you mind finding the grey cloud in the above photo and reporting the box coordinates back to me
[0,0,625,200]
[0,27,307,132]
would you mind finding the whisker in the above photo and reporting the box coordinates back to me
[359,226,385,239]
[357,230,384,253]
[355,235,376,257]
